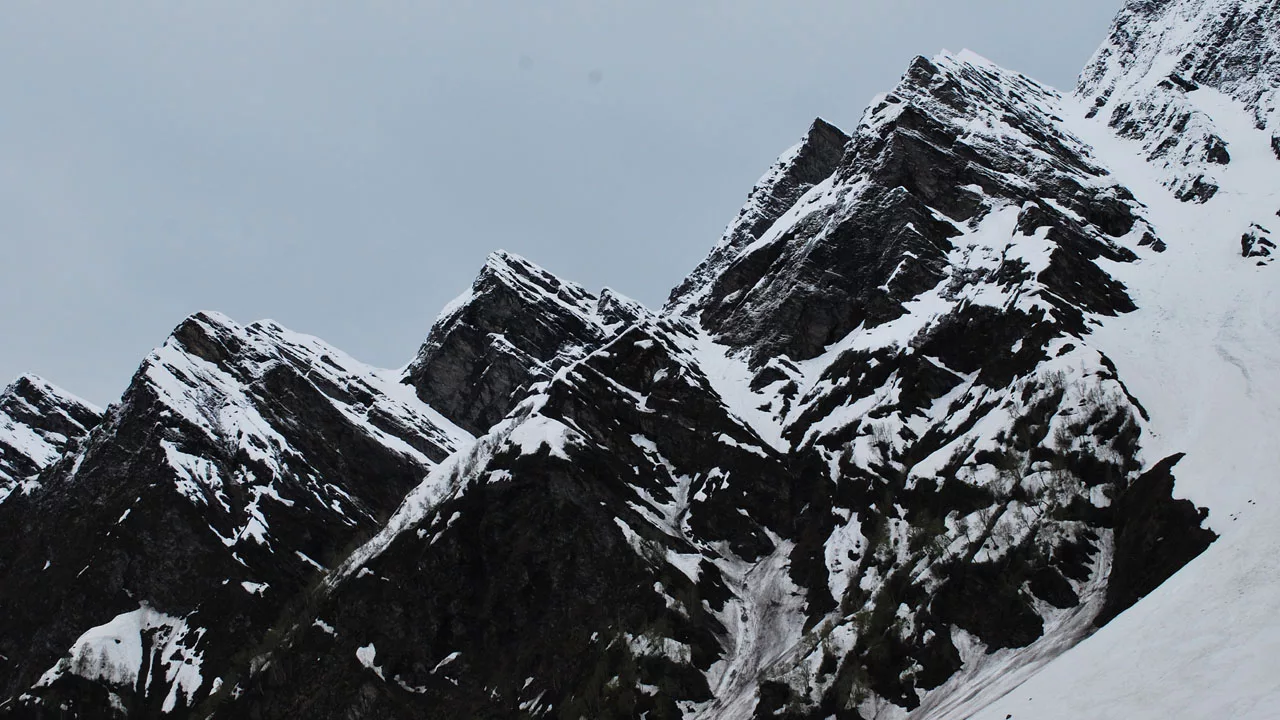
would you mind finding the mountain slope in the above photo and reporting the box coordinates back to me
[654,47,1215,719]
[666,117,850,316]
[965,2,1280,716]
[219,316,805,719]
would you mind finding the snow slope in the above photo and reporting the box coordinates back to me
[965,63,1280,720]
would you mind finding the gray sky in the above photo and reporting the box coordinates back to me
[0,0,1123,407]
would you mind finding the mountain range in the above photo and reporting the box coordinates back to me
[2,0,1277,717]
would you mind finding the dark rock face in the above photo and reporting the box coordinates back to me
[1242,223,1275,264]
[0,375,101,494]
[403,251,642,435]
[666,118,850,315]
[1095,453,1218,627]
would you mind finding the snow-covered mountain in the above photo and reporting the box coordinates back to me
[1,0,1277,717]
[0,375,101,501]
[0,312,469,715]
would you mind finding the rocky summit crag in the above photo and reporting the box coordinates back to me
[2,0,1278,718]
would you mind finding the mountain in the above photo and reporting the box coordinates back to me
[403,250,650,435]
[1077,0,1280,204]
[1,0,1277,717]
[0,375,101,501]
[0,312,469,715]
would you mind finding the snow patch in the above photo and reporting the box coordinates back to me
[35,606,207,712]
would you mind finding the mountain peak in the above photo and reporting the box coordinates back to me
[3,374,100,415]
[665,116,849,314]
[162,310,252,369]
[135,311,466,463]
[1079,0,1280,113]
[0,374,102,496]
[480,248,542,279]
[0,316,473,712]
[934,47,1010,73]
[806,115,846,139]
[480,249,555,283]
[1076,0,1280,199]
[672,45,1145,362]
[6,373,51,396]
[404,253,640,435]
[474,249,599,314]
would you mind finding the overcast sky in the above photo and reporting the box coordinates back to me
[1,1,1124,406]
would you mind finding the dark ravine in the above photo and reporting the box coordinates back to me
[5,0,1274,717]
